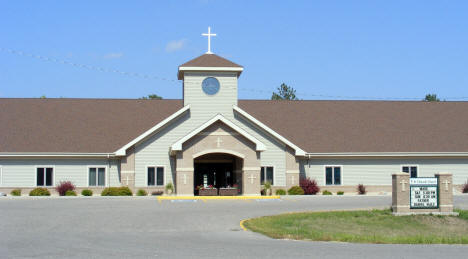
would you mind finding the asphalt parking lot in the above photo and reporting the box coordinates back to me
[1,195,468,258]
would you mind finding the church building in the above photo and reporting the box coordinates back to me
[1,30,468,195]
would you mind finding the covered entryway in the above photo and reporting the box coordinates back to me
[172,116,264,196]
[194,153,242,195]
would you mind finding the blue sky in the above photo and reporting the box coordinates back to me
[1,0,468,100]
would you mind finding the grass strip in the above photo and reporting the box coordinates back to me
[243,209,468,244]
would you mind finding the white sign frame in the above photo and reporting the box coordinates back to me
[409,177,439,209]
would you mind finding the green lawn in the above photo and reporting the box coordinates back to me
[243,209,468,244]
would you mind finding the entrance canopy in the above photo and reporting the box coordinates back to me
[170,114,266,155]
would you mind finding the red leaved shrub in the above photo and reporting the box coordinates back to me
[462,181,468,193]
[56,181,76,196]
[357,184,367,195]
[300,177,320,195]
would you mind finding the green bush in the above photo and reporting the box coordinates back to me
[337,191,344,195]
[322,190,332,195]
[81,189,93,196]
[288,186,304,195]
[137,189,148,196]
[65,190,77,196]
[10,189,21,196]
[165,182,174,193]
[101,187,133,196]
[29,188,51,196]
[275,189,286,195]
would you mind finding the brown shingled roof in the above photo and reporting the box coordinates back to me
[0,99,182,153]
[1,99,468,153]
[179,54,242,68]
[238,100,468,153]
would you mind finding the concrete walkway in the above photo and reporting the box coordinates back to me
[1,195,468,258]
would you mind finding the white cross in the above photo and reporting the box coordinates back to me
[216,137,223,148]
[291,175,295,185]
[183,174,187,185]
[443,179,450,191]
[202,26,216,54]
[400,179,407,191]
[248,174,257,184]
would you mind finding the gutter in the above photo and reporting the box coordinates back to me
[0,153,118,158]
[305,152,468,158]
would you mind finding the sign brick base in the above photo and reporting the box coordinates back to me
[392,172,457,216]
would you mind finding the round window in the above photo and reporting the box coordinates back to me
[201,77,220,95]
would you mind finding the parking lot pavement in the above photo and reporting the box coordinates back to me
[1,195,468,258]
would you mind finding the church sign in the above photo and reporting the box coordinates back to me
[409,177,438,209]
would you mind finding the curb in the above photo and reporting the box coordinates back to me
[157,195,281,201]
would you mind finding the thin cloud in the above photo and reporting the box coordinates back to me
[104,52,124,59]
[165,39,187,52]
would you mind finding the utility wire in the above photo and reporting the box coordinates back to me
[1,47,467,101]
[0,47,179,83]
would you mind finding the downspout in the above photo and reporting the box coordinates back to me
[107,154,111,188]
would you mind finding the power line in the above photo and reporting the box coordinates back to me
[1,47,467,101]
[0,47,179,83]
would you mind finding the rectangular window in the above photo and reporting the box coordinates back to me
[89,167,106,186]
[148,166,164,186]
[37,167,53,186]
[260,166,274,185]
[402,166,418,178]
[325,166,342,185]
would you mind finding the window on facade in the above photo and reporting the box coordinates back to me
[325,166,341,185]
[148,166,164,186]
[89,167,105,186]
[37,167,53,186]
[402,166,418,178]
[260,166,274,185]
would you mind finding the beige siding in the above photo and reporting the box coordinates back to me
[300,158,468,186]
[0,159,119,187]
[134,72,290,188]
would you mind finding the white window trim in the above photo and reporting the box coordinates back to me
[0,166,2,187]
[401,164,419,178]
[35,165,55,187]
[260,165,275,186]
[146,165,165,187]
[323,165,343,186]
[87,166,107,187]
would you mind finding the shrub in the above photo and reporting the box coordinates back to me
[462,181,468,193]
[151,191,163,196]
[137,189,148,196]
[55,181,76,196]
[357,184,367,195]
[275,189,286,195]
[337,191,344,195]
[165,182,174,193]
[10,189,21,196]
[288,186,304,195]
[29,188,51,196]
[322,190,332,195]
[65,190,77,196]
[101,187,133,196]
[81,189,93,196]
[300,177,320,195]
[263,181,272,195]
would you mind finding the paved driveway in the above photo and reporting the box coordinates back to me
[1,195,468,258]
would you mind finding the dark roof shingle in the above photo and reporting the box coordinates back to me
[179,54,242,68]
[1,98,468,153]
